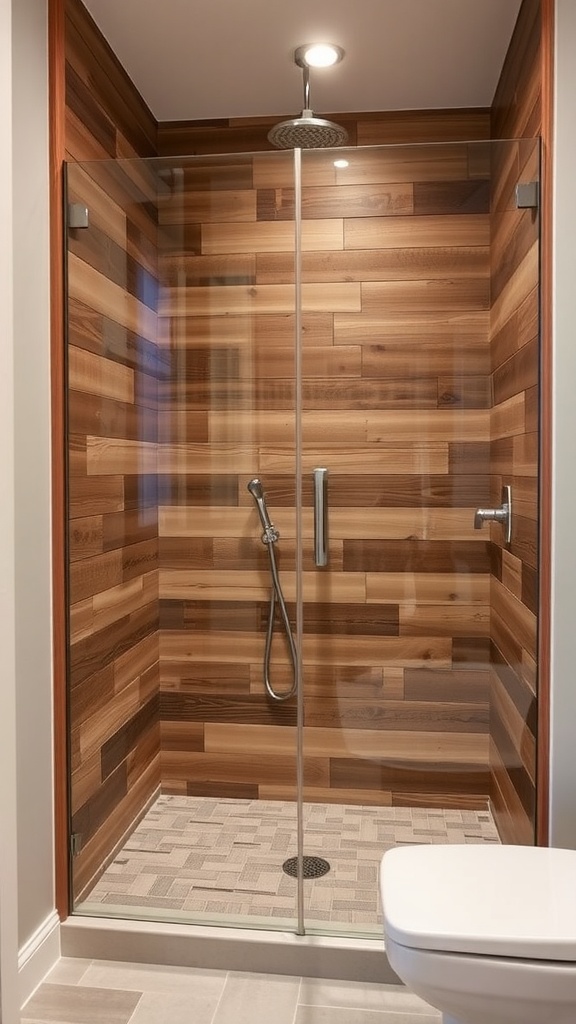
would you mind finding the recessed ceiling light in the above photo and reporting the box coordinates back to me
[294,44,345,68]
[334,159,349,168]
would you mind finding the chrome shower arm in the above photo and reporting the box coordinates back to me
[302,64,311,111]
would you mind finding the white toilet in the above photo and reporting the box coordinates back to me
[380,844,576,1024]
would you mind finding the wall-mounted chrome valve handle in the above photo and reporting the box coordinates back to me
[474,484,512,545]
[313,467,329,567]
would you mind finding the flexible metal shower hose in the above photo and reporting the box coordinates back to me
[262,537,298,702]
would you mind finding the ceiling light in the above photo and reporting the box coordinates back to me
[294,44,345,69]
[334,159,349,168]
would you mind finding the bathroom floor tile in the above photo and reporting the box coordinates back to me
[22,982,141,1024]
[33,960,443,1024]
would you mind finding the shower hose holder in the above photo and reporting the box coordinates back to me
[261,525,280,545]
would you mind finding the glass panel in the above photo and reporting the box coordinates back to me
[65,138,541,941]
[299,139,540,937]
[66,151,301,931]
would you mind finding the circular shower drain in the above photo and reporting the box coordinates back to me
[282,855,331,879]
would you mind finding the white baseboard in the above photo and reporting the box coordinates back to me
[19,910,61,1008]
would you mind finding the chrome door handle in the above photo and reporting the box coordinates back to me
[313,468,329,566]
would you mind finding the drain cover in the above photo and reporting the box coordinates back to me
[282,855,330,879]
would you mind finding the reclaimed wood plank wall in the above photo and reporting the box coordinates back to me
[64,0,542,890]
[489,0,541,845]
[65,0,162,896]
[155,119,497,810]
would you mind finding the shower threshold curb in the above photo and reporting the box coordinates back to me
[61,916,396,984]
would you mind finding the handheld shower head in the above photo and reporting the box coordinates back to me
[247,477,275,536]
[247,478,264,501]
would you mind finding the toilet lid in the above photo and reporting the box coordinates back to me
[381,844,576,961]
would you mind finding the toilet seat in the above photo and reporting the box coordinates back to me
[381,844,576,961]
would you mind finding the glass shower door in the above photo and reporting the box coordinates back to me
[66,150,304,931]
[299,139,540,937]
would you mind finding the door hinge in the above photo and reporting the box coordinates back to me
[67,203,90,230]
[515,182,539,210]
[70,832,82,857]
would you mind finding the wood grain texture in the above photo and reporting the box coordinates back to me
[65,0,162,904]
[153,135,496,809]
[489,0,541,846]
[156,110,490,157]
[60,13,544,883]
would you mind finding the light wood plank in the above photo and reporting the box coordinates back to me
[158,505,481,541]
[86,436,158,475]
[204,722,488,762]
[159,569,367,604]
[202,219,344,254]
[399,604,490,637]
[367,573,490,605]
[492,576,537,659]
[366,409,489,443]
[68,252,157,343]
[68,346,134,403]
[159,282,361,316]
[360,279,489,312]
[345,214,489,251]
[491,393,526,440]
[490,241,539,338]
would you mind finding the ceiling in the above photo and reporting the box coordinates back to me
[82,0,523,123]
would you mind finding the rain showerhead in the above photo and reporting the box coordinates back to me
[268,56,348,150]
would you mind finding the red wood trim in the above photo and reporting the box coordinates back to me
[49,0,69,918]
[536,0,554,848]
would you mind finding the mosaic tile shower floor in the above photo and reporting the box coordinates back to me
[78,796,500,933]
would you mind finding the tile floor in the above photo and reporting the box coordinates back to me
[23,957,442,1024]
[78,795,500,933]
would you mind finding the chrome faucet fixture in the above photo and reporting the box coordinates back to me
[474,485,512,545]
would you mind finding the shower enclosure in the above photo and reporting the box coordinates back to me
[65,138,541,937]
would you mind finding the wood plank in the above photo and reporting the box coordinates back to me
[399,604,490,638]
[345,214,489,251]
[344,540,490,574]
[360,278,489,313]
[492,577,537,660]
[204,722,488,762]
[490,241,539,339]
[161,629,451,669]
[491,393,526,440]
[159,569,366,604]
[202,219,343,254]
[68,253,157,343]
[86,436,158,475]
[256,246,489,285]
[305,698,487,733]
[367,573,489,605]
[68,347,134,403]
[367,409,488,443]
[256,182,414,220]
[159,282,361,316]
[158,505,481,541]
[160,189,257,224]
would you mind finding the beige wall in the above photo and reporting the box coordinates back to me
[12,0,55,950]
[0,0,20,1017]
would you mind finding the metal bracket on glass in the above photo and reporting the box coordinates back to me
[473,484,512,545]
[313,467,329,567]
[67,203,89,230]
[515,182,539,210]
